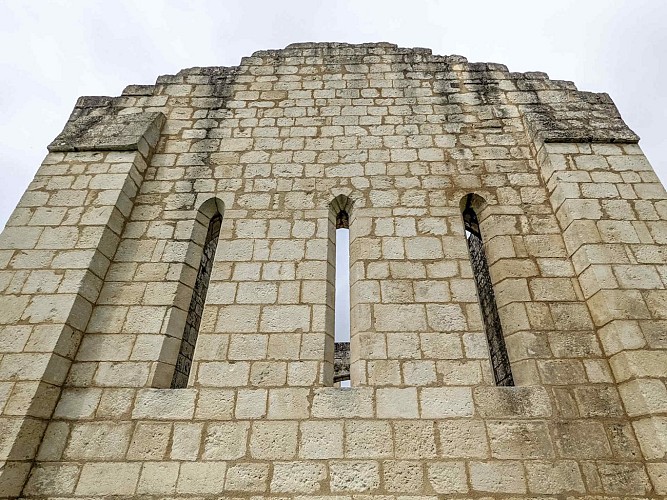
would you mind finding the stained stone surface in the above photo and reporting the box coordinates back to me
[0,42,664,499]
[48,111,165,152]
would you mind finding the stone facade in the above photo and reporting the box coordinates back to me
[0,42,665,498]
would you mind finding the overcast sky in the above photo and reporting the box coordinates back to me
[1,0,665,231]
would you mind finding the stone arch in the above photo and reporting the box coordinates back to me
[196,197,225,224]
[330,193,355,229]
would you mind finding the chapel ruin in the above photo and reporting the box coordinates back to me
[0,42,665,498]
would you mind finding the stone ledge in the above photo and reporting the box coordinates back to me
[48,112,165,152]
[121,84,155,96]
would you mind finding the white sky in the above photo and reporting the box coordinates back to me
[1,0,665,232]
[335,228,350,343]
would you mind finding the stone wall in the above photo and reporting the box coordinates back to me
[0,42,664,498]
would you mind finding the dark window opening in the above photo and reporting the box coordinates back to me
[171,213,222,389]
[336,210,349,230]
[334,342,350,384]
[463,196,514,386]
[334,210,351,387]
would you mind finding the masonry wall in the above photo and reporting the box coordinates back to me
[0,42,665,498]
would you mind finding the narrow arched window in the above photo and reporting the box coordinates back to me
[328,195,354,387]
[462,195,514,386]
[171,212,222,389]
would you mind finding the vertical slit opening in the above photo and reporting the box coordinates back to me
[171,212,222,389]
[334,210,351,387]
[462,195,514,387]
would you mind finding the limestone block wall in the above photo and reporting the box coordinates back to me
[0,42,664,498]
[536,140,667,483]
[0,109,164,495]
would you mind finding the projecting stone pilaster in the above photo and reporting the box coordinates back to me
[0,109,164,496]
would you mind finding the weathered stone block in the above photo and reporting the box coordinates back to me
[234,388,267,419]
[383,460,424,492]
[311,387,374,418]
[427,461,468,494]
[420,387,473,417]
[270,461,326,493]
[136,461,179,494]
[65,422,132,460]
[345,420,393,458]
[437,419,489,458]
[76,462,141,495]
[195,388,235,419]
[393,421,437,458]
[376,387,418,418]
[203,421,249,460]
[52,388,101,419]
[487,420,554,459]
[299,420,344,459]
[554,420,612,458]
[127,422,171,460]
[250,421,298,459]
[469,461,526,493]
[330,460,380,492]
[170,422,202,461]
[474,386,552,417]
[225,462,269,492]
[24,463,79,496]
[132,388,196,419]
[177,461,227,494]
[267,387,310,419]
[525,460,586,494]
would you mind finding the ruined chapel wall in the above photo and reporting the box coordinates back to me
[0,43,663,497]
[66,44,608,391]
